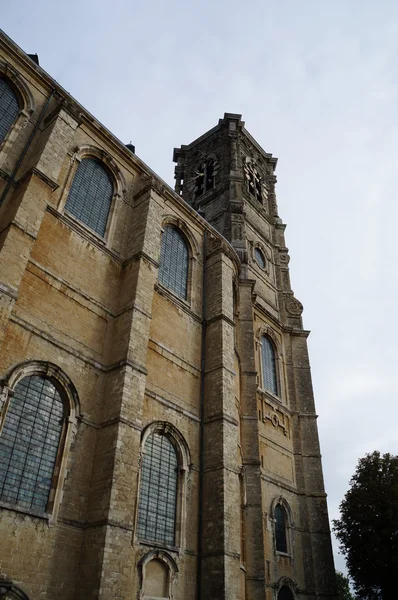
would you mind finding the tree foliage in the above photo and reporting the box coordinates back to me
[333,451,398,600]
[336,571,354,600]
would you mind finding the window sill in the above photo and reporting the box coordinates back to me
[258,387,282,405]
[0,499,50,521]
[276,550,292,559]
[155,283,201,323]
[138,538,180,554]
[63,210,107,244]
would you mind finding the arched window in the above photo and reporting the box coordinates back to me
[0,581,30,600]
[158,226,189,300]
[275,504,288,553]
[64,157,113,236]
[0,375,66,513]
[261,335,278,395]
[137,431,178,546]
[278,585,294,600]
[254,247,266,269]
[0,78,20,145]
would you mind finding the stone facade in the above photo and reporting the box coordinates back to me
[0,30,336,600]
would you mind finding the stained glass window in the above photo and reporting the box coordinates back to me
[275,504,288,553]
[158,226,189,300]
[65,158,113,236]
[261,335,278,395]
[137,432,178,546]
[0,375,65,513]
[0,78,19,144]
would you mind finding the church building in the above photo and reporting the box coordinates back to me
[0,30,336,600]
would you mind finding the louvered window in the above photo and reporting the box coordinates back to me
[137,432,178,546]
[0,375,65,513]
[261,335,278,395]
[275,504,288,553]
[65,158,113,236]
[0,78,19,144]
[158,226,189,300]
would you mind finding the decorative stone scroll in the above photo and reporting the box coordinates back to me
[285,298,303,317]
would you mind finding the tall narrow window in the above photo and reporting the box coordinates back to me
[0,78,20,144]
[158,226,189,300]
[261,335,278,395]
[137,432,178,546]
[275,504,288,553]
[0,375,66,513]
[65,157,113,236]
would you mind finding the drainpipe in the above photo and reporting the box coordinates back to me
[0,88,56,206]
[197,221,207,600]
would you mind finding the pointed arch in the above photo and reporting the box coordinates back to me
[276,577,298,600]
[138,549,178,600]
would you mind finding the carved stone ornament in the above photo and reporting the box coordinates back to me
[279,252,290,265]
[261,399,289,437]
[285,298,303,316]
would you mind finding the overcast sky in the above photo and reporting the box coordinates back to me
[4,0,398,575]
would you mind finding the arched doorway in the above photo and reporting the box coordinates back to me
[278,585,295,600]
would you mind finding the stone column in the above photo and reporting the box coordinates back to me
[200,235,241,600]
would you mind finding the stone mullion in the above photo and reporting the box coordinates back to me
[238,280,266,600]
[201,243,241,600]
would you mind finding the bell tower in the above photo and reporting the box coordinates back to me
[173,113,279,277]
[174,114,337,600]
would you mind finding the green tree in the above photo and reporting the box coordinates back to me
[336,571,354,600]
[333,451,398,600]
